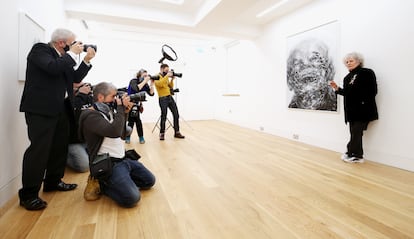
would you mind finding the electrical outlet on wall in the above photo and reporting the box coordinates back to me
[259,126,264,131]
[293,134,299,140]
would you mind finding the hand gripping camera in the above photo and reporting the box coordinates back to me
[69,41,97,52]
[83,44,97,52]
[149,69,182,81]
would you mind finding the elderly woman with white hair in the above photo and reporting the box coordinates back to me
[329,52,378,163]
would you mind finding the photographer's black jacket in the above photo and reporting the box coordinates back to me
[20,42,92,116]
[128,78,154,96]
[336,66,378,123]
[68,93,93,143]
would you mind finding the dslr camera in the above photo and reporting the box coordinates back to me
[149,69,182,81]
[129,104,140,118]
[117,90,146,103]
[149,75,160,81]
[75,83,93,95]
[171,69,182,78]
[170,88,179,95]
[129,91,146,103]
[83,44,97,52]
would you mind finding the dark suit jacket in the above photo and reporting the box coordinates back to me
[336,66,379,123]
[20,43,92,116]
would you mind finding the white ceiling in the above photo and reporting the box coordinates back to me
[64,0,314,39]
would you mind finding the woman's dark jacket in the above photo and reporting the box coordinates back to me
[336,66,378,123]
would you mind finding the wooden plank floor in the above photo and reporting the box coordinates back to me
[1,120,413,239]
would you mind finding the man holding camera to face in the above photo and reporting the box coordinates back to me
[19,28,96,210]
[154,64,185,140]
[79,82,156,207]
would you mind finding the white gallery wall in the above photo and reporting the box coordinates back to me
[67,29,226,123]
[0,0,67,208]
[1,0,414,209]
[215,0,414,171]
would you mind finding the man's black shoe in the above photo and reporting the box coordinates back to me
[43,181,78,192]
[20,197,47,210]
[174,132,185,139]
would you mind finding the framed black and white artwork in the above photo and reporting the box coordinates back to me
[286,21,339,111]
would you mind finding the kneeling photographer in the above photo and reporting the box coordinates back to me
[153,63,185,140]
[66,82,94,173]
[125,69,155,144]
[79,82,155,207]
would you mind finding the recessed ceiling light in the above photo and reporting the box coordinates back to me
[256,0,289,18]
[159,0,185,5]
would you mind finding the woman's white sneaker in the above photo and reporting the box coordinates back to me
[341,153,350,161]
[344,157,365,163]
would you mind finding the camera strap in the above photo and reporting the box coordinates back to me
[93,103,113,122]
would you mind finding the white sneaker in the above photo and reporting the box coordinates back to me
[344,157,365,163]
[341,153,350,161]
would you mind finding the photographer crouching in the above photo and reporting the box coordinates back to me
[66,82,94,173]
[153,64,185,140]
[125,69,155,144]
[79,82,155,207]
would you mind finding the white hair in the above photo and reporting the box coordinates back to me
[50,28,76,43]
[343,52,364,67]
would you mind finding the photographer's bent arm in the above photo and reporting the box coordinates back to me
[154,74,169,89]
[73,47,95,82]
[167,72,174,89]
[148,80,155,96]
[82,106,127,138]
[28,43,92,84]
[73,62,92,83]
[29,43,77,76]
[137,76,151,91]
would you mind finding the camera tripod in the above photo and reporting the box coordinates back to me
[152,85,192,134]
[151,115,173,133]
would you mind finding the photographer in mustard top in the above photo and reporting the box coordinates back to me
[153,64,185,140]
[125,69,155,144]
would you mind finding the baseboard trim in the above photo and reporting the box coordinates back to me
[0,174,21,214]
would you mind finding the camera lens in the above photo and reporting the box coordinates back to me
[150,75,160,81]
[172,72,182,78]
[129,92,146,102]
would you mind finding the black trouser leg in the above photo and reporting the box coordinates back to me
[44,112,69,185]
[168,98,180,133]
[136,112,144,137]
[347,121,368,158]
[20,113,62,199]
[159,97,169,133]
[127,116,136,138]
[127,117,135,131]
